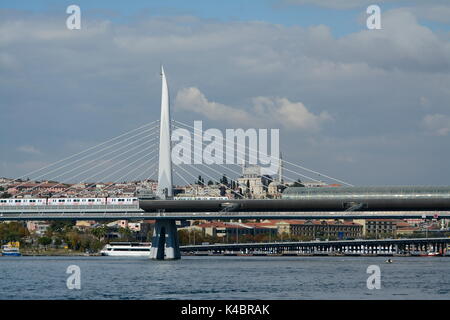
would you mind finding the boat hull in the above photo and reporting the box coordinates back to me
[1,252,21,256]
[100,251,151,257]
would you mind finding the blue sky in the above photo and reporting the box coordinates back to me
[3,0,449,36]
[1,0,450,185]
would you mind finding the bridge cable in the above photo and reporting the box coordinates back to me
[99,154,159,195]
[174,161,245,198]
[12,122,160,194]
[132,161,158,183]
[50,141,159,197]
[172,123,321,187]
[12,120,159,185]
[16,131,159,196]
[172,121,328,185]
[173,119,353,186]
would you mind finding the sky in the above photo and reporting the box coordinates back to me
[1,0,450,186]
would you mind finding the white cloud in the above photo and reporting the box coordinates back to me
[283,0,404,9]
[16,145,41,155]
[403,5,450,23]
[422,114,450,136]
[419,96,431,109]
[175,87,331,131]
[174,87,253,123]
[336,155,356,163]
[1,9,450,183]
[251,96,332,131]
[338,10,450,72]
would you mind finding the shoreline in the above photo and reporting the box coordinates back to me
[182,253,450,257]
[3,253,449,257]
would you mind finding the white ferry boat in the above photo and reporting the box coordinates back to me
[1,244,21,256]
[100,242,151,257]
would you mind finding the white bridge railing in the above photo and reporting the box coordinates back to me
[0,204,140,211]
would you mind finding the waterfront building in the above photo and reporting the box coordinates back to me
[26,221,50,236]
[75,220,98,230]
[182,221,278,239]
[365,219,397,237]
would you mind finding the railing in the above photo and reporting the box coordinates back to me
[180,237,450,250]
[0,209,449,220]
[0,204,140,211]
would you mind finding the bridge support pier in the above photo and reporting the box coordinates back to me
[150,219,181,260]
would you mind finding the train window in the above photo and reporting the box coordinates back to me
[73,199,80,202]
[0,200,6,203]
[59,199,65,202]
[88,199,94,202]
[15,200,21,203]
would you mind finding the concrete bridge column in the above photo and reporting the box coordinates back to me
[150,219,181,260]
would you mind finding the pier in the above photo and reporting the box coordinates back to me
[180,237,450,256]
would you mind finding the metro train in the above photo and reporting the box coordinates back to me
[0,197,139,206]
[0,196,229,206]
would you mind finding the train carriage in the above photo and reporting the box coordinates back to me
[0,199,18,206]
[47,198,106,206]
[1,197,138,206]
[107,197,138,205]
[0,198,46,206]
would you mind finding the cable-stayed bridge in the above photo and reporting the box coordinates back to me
[1,207,449,221]
[2,66,450,259]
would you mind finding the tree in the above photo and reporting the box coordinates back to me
[219,186,226,196]
[0,222,29,242]
[292,179,305,187]
[207,180,214,186]
[65,231,81,250]
[92,226,108,240]
[262,175,272,186]
[220,175,228,186]
[54,238,63,247]
[178,230,190,246]
[118,227,132,241]
[196,175,205,186]
[38,236,52,247]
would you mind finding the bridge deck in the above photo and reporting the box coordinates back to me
[0,207,449,220]
[180,237,450,251]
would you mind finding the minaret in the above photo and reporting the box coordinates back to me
[278,152,283,184]
[157,65,173,198]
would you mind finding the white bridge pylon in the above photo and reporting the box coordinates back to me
[151,65,180,260]
[156,65,174,199]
